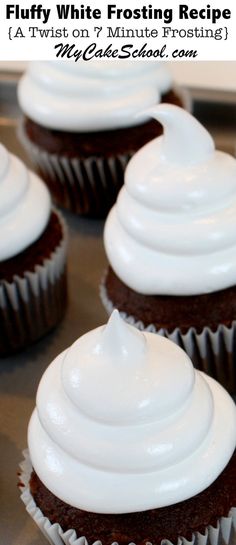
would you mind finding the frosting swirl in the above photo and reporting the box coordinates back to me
[104,104,236,295]
[0,144,51,261]
[28,310,236,513]
[18,61,172,131]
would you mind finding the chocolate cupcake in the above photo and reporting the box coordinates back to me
[0,143,67,356]
[102,104,236,393]
[19,311,236,545]
[17,61,185,217]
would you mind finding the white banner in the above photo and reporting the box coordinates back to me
[0,0,235,60]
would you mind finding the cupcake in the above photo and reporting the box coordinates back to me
[0,143,67,356]
[17,61,184,217]
[19,310,236,545]
[102,104,236,393]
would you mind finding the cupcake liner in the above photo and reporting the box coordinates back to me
[100,273,236,393]
[19,450,236,545]
[19,122,133,217]
[0,210,67,356]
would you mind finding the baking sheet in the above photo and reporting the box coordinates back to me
[0,74,235,545]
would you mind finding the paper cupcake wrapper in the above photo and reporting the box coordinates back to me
[100,274,236,394]
[19,122,133,217]
[19,450,236,545]
[0,209,67,356]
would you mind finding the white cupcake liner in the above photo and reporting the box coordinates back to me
[0,209,67,355]
[19,122,133,216]
[100,273,236,393]
[19,450,236,545]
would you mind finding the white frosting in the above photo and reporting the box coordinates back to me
[28,310,236,514]
[18,61,172,131]
[0,144,51,261]
[104,104,236,295]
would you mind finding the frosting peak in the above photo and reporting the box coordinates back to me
[61,310,194,425]
[0,144,51,261]
[146,104,214,165]
[100,309,147,362]
[28,313,236,513]
[104,104,236,295]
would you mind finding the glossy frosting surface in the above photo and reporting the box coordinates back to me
[0,144,50,261]
[18,61,172,131]
[104,104,236,295]
[28,311,236,513]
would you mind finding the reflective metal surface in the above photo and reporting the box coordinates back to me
[0,75,235,545]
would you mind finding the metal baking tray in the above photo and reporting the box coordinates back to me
[0,74,235,545]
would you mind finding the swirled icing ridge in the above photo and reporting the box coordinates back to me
[0,143,51,261]
[28,311,236,513]
[18,61,172,131]
[104,104,236,295]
